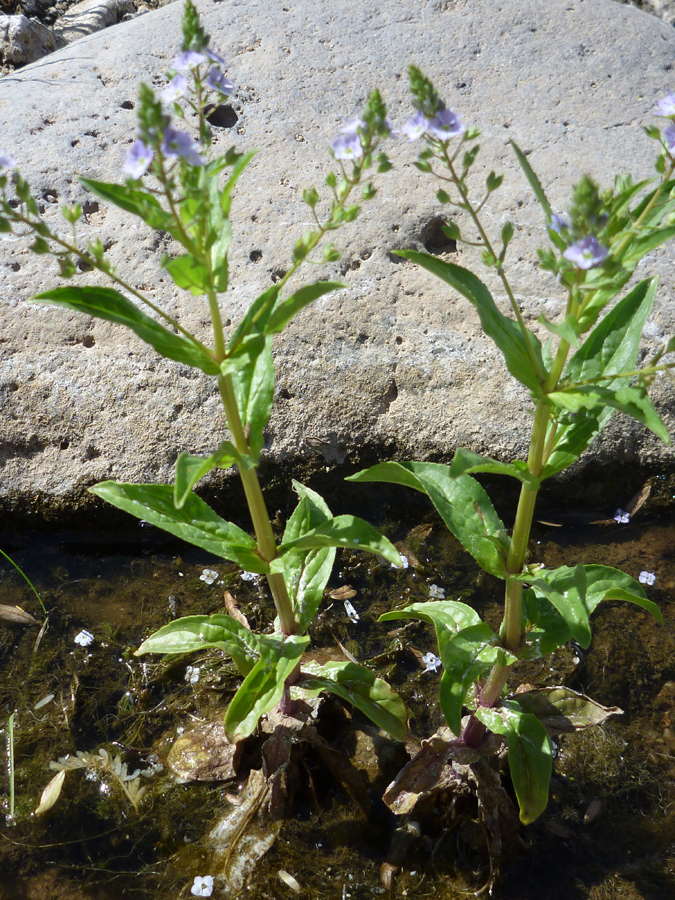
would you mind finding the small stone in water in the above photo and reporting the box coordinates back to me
[429,583,446,599]
[74,629,94,647]
[200,568,219,585]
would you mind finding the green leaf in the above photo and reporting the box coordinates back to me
[79,178,176,235]
[279,482,336,632]
[162,253,211,296]
[519,564,591,648]
[227,285,280,358]
[438,623,504,734]
[548,383,669,444]
[296,661,408,741]
[379,598,484,631]
[32,286,220,375]
[449,447,540,489]
[224,634,309,741]
[174,442,251,509]
[509,140,553,220]
[544,277,662,476]
[537,312,581,348]
[392,250,544,394]
[511,686,622,733]
[475,702,552,824]
[219,149,257,218]
[349,461,508,578]
[379,600,511,735]
[230,336,275,459]
[266,281,345,335]
[135,613,261,675]
[276,514,401,567]
[520,564,661,655]
[620,225,675,270]
[89,481,268,573]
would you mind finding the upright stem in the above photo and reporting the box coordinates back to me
[217,373,298,636]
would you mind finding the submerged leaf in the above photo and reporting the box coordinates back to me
[511,686,622,734]
[35,769,66,816]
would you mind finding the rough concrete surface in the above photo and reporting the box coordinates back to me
[1,0,675,515]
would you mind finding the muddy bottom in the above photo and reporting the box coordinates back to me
[0,474,674,900]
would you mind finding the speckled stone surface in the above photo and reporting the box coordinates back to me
[1,0,674,513]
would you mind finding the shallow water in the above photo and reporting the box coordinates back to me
[0,480,674,900]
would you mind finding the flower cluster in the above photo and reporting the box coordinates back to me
[400,106,466,143]
[123,41,234,180]
[653,91,675,152]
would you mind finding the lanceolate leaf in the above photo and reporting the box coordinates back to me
[349,461,508,578]
[509,140,553,220]
[548,384,669,444]
[449,447,540,489]
[543,277,663,477]
[79,178,176,235]
[511,686,622,734]
[174,442,251,509]
[520,564,661,656]
[379,600,512,734]
[276,514,401,567]
[162,252,211,296]
[32,286,220,375]
[475,702,552,824]
[379,599,483,633]
[227,285,279,357]
[224,634,309,742]
[89,481,268,573]
[437,622,504,735]
[296,660,408,742]
[230,336,275,459]
[278,482,336,632]
[393,250,544,394]
[266,282,345,335]
[135,613,261,675]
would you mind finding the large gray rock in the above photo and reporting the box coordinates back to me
[1,0,675,514]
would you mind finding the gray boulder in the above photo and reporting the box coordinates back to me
[1,0,674,515]
[0,14,66,66]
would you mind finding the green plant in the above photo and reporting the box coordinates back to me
[351,66,673,830]
[0,1,406,749]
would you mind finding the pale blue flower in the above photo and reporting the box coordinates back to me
[173,50,206,71]
[422,651,442,673]
[161,128,205,165]
[550,214,568,233]
[161,73,188,103]
[613,509,630,524]
[0,152,17,170]
[205,47,227,65]
[653,93,675,117]
[191,875,214,897]
[123,140,154,178]
[639,570,656,586]
[665,123,675,152]
[331,131,363,160]
[562,235,608,270]
[340,116,365,134]
[400,110,429,141]
[426,107,465,140]
[205,68,234,96]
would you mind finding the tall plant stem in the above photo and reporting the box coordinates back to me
[217,373,297,636]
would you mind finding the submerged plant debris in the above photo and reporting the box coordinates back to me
[0,477,674,899]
